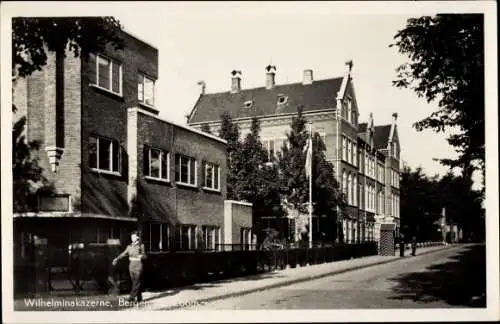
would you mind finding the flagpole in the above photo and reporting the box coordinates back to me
[308,122,313,248]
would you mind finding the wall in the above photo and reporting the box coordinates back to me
[224,200,253,245]
[131,109,227,229]
[80,32,158,217]
[21,50,82,212]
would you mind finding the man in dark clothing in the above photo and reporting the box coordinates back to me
[399,234,405,257]
[112,230,147,302]
[411,236,417,256]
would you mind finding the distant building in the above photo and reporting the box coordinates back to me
[187,62,401,243]
[12,30,241,260]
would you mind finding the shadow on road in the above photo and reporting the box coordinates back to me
[387,244,486,307]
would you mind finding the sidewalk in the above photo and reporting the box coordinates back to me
[133,243,454,310]
[14,244,454,311]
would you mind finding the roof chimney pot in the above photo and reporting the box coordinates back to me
[303,69,313,85]
[265,65,276,89]
[231,70,242,93]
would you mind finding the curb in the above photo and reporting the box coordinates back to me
[156,244,455,310]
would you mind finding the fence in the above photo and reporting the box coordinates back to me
[14,241,379,295]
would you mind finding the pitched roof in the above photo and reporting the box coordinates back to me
[374,125,392,150]
[358,123,367,133]
[188,77,343,124]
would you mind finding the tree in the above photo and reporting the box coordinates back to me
[238,118,285,240]
[12,17,124,211]
[391,14,484,186]
[400,165,442,240]
[437,171,484,241]
[13,117,54,212]
[277,106,309,213]
[277,106,343,241]
[218,112,243,200]
[12,17,123,79]
[200,123,212,135]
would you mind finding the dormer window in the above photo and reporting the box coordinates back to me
[244,100,253,108]
[277,95,288,105]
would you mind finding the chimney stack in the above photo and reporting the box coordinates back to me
[265,65,276,89]
[303,69,313,85]
[230,70,242,93]
[197,80,206,95]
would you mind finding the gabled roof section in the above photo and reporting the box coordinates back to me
[188,77,343,124]
[374,125,392,150]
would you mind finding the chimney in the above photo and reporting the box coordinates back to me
[197,80,206,95]
[265,65,276,89]
[303,69,313,85]
[230,70,242,93]
[392,112,398,123]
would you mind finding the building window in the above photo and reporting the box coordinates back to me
[175,154,197,186]
[262,139,276,162]
[353,143,357,167]
[342,137,347,161]
[202,225,220,251]
[89,53,122,95]
[89,135,121,173]
[353,176,357,206]
[144,146,169,180]
[342,171,347,197]
[144,223,170,252]
[241,228,253,250]
[276,138,288,154]
[346,99,351,123]
[175,224,197,250]
[203,162,220,191]
[347,173,352,205]
[138,74,155,107]
[347,139,352,164]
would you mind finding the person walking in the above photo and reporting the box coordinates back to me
[411,236,417,256]
[112,230,147,302]
[399,233,405,257]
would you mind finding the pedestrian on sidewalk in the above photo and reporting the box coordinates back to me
[399,233,405,257]
[112,230,147,302]
[411,236,417,256]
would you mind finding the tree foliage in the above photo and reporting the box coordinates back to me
[13,117,54,212]
[12,17,124,79]
[400,165,484,241]
[391,14,484,184]
[239,118,286,237]
[218,112,243,200]
[277,106,343,221]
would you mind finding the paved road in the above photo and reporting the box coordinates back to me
[185,244,486,309]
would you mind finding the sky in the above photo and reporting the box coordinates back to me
[115,3,463,180]
[2,1,493,189]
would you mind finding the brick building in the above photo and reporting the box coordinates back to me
[187,62,401,243]
[12,30,235,258]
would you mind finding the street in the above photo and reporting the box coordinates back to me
[184,244,486,309]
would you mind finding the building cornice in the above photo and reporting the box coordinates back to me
[192,109,337,129]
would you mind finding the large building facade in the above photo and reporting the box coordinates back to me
[187,62,401,243]
[12,30,232,260]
